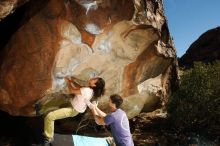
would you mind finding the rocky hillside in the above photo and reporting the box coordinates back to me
[179,27,220,67]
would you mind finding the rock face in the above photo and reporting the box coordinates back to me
[0,0,177,124]
[0,0,29,21]
[179,27,220,67]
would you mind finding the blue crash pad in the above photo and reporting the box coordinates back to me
[72,135,109,146]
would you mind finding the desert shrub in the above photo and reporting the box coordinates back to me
[167,61,220,132]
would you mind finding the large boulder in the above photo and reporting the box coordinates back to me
[0,0,177,123]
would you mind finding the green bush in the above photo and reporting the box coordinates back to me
[167,61,220,132]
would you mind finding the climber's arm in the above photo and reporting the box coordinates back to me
[65,77,81,94]
[65,77,79,88]
[93,110,113,126]
[90,106,108,125]
[94,106,107,117]
[94,115,106,125]
[86,101,110,126]
[68,87,81,95]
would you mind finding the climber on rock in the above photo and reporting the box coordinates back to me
[38,76,105,146]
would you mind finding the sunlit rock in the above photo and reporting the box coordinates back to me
[0,0,28,21]
[0,0,178,130]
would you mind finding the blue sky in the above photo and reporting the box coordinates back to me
[164,0,220,57]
